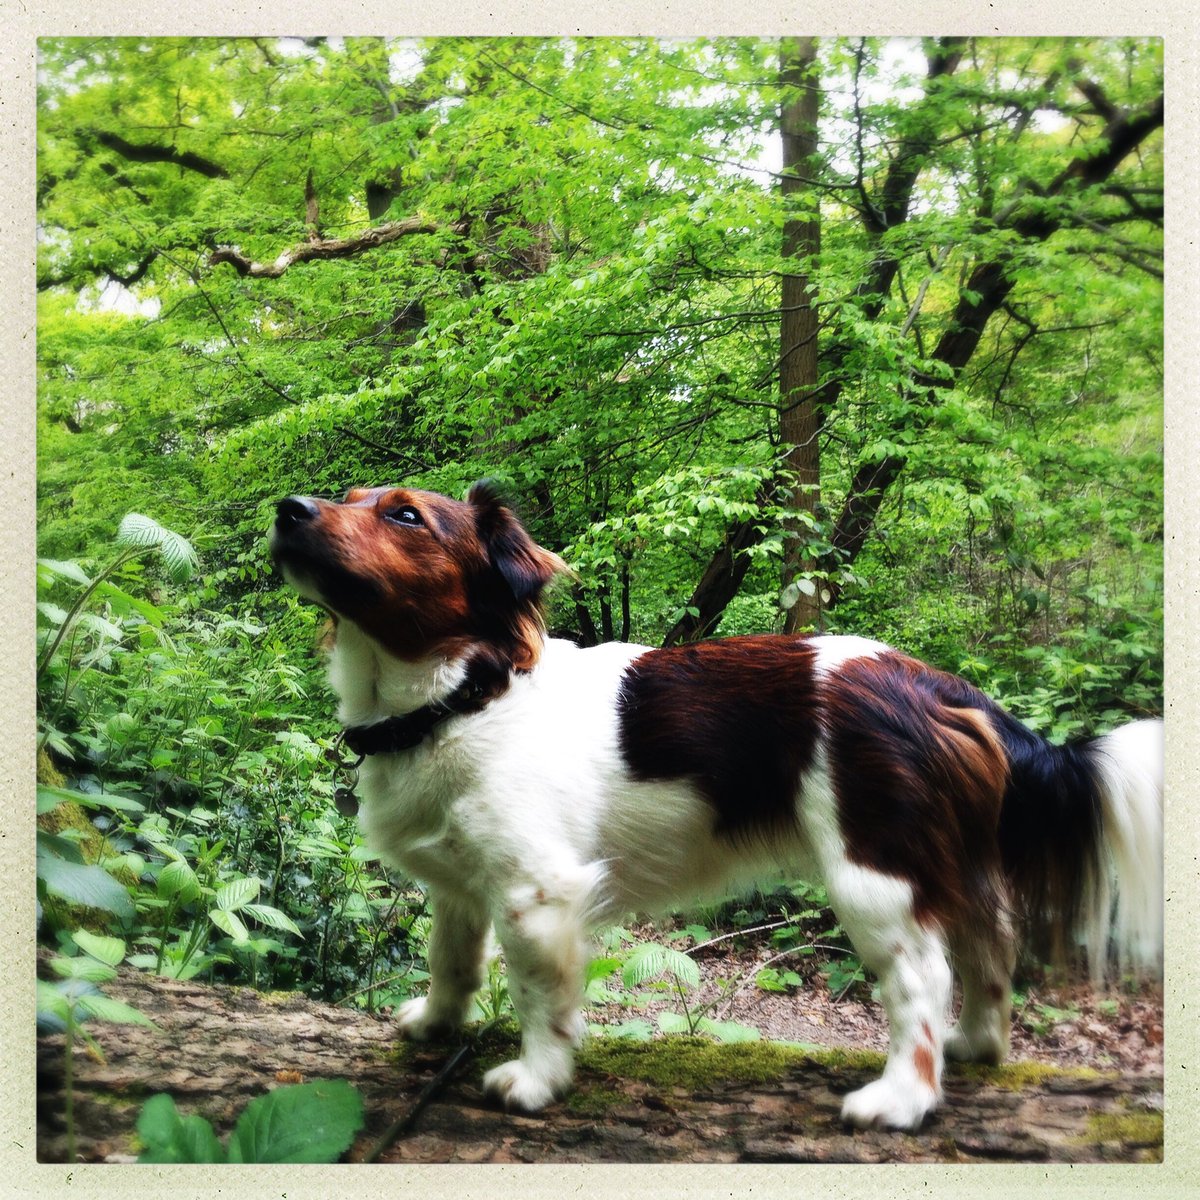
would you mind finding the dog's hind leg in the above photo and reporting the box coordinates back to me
[824,862,952,1131]
[396,889,491,1040]
[945,918,1015,1065]
[482,864,602,1113]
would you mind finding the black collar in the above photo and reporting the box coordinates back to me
[340,667,501,758]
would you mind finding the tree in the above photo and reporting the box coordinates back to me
[778,35,823,632]
[38,38,1162,690]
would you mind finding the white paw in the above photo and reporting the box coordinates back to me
[395,996,459,1042]
[482,1058,568,1113]
[841,1077,937,1131]
[945,1024,1005,1064]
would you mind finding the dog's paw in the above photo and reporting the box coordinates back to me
[841,1077,937,1131]
[395,996,459,1042]
[945,1024,1005,1065]
[482,1059,567,1113]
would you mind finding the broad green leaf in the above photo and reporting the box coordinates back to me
[137,1094,225,1164]
[226,1080,364,1164]
[72,929,127,966]
[116,514,198,582]
[655,1011,691,1034]
[75,993,157,1027]
[37,851,134,921]
[50,956,118,984]
[620,942,700,990]
[37,784,145,815]
[241,904,303,937]
[208,907,249,942]
[36,980,72,1024]
[157,859,201,904]
[215,876,260,912]
[36,830,84,863]
[37,557,91,586]
[37,601,69,625]
[93,579,166,627]
[698,1018,761,1043]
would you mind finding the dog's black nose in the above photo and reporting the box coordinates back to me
[276,495,320,526]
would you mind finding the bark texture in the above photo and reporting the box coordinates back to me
[778,36,823,633]
[37,967,1163,1165]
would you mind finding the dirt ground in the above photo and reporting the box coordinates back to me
[36,914,1165,1165]
[594,917,1164,1078]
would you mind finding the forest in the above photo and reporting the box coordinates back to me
[35,36,1163,1164]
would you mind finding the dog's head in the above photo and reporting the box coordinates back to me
[270,480,566,671]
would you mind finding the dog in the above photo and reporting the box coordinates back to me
[269,479,1163,1131]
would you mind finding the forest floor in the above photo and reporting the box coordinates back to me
[602,917,1165,1078]
[36,920,1164,1165]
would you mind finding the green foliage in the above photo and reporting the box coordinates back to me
[36,531,420,1006]
[755,966,804,993]
[136,1080,364,1164]
[586,927,762,1044]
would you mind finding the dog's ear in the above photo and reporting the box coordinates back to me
[468,480,567,602]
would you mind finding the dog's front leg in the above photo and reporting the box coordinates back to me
[396,888,490,1040]
[483,881,590,1113]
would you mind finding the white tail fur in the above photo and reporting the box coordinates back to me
[1084,718,1164,977]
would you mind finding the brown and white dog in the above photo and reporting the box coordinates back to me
[270,480,1162,1130]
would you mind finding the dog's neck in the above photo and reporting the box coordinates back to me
[327,621,470,728]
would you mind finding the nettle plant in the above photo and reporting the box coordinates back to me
[36,513,420,1002]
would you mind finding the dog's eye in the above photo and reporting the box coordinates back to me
[384,506,423,527]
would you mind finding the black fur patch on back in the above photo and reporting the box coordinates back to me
[616,636,821,841]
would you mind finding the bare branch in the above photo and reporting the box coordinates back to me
[93,130,229,179]
[209,216,465,278]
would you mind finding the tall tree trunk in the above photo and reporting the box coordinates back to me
[778,36,823,633]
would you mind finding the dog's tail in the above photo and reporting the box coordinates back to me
[997,714,1163,978]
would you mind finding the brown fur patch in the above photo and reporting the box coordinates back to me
[617,637,821,841]
[824,651,1011,930]
[913,1042,937,1091]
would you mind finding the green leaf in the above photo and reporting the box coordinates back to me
[36,980,72,1024]
[72,928,127,966]
[208,907,249,942]
[93,579,166,627]
[75,993,157,1027]
[50,956,118,984]
[37,830,84,863]
[37,783,145,815]
[137,1094,225,1164]
[698,1018,761,1043]
[116,513,198,582]
[157,859,201,904]
[226,1081,364,1163]
[241,904,303,937]
[620,942,701,990]
[655,1011,691,1034]
[37,850,134,921]
[38,557,92,586]
[215,876,261,912]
